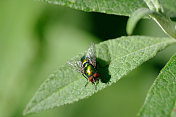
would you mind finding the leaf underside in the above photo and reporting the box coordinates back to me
[42,0,147,16]
[24,36,176,115]
[40,0,176,17]
[138,54,176,117]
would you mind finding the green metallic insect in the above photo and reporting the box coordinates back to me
[68,43,100,86]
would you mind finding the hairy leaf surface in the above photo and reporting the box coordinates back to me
[138,53,176,117]
[24,36,176,115]
[41,0,176,17]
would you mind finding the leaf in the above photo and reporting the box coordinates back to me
[143,0,163,12]
[40,0,176,17]
[126,7,176,39]
[42,0,147,16]
[160,0,176,17]
[126,8,153,35]
[138,53,176,117]
[23,36,176,115]
[150,12,176,39]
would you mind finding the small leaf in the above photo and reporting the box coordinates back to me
[142,0,176,39]
[23,36,176,115]
[143,0,163,12]
[127,8,176,39]
[138,53,176,117]
[150,12,176,39]
[160,0,176,17]
[126,8,153,35]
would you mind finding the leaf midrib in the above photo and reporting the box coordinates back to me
[110,39,175,65]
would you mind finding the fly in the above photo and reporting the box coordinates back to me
[67,43,100,86]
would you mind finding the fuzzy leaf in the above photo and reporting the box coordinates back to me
[126,8,153,35]
[138,53,176,117]
[40,0,176,17]
[126,8,176,39]
[150,12,176,39]
[41,0,147,16]
[23,36,176,115]
[143,0,163,12]
[160,0,176,17]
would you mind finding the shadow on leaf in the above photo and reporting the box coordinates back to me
[97,58,111,83]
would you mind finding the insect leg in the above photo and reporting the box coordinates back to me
[82,74,89,87]
[85,81,89,87]
[82,74,88,80]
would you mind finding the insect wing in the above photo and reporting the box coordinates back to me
[85,43,96,67]
[67,60,82,73]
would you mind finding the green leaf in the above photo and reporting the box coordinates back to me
[160,0,176,17]
[126,8,176,39]
[138,53,176,117]
[143,0,163,12]
[42,0,147,16]
[150,12,176,39]
[126,8,153,35]
[41,0,176,17]
[23,36,176,115]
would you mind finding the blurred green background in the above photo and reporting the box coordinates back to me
[1,0,176,117]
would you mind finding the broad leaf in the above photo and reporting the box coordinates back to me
[41,0,176,17]
[138,53,176,117]
[23,36,176,115]
[42,0,147,16]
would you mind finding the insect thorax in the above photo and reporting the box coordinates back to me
[84,64,96,77]
[81,56,89,67]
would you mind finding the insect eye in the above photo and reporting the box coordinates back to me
[89,76,93,82]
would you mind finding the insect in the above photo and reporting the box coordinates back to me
[67,43,100,86]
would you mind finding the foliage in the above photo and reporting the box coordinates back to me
[138,54,176,117]
[24,36,176,115]
[23,0,176,116]
[1,0,176,117]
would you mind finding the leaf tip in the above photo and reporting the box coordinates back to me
[23,102,34,116]
[126,26,133,36]
[23,106,30,116]
[23,108,28,116]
